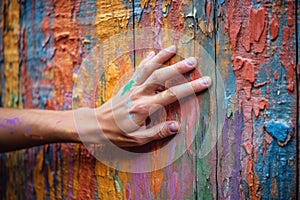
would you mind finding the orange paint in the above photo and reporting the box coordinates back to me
[33,149,45,199]
[52,0,81,108]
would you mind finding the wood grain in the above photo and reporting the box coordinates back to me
[0,0,298,199]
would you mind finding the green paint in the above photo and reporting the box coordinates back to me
[195,106,213,200]
[114,178,121,193]
[121,80,135,96]
[196,158,213,200]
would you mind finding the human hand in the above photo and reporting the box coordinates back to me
[78,45,212,147]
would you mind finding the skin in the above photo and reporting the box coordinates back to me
[0,45,212,153]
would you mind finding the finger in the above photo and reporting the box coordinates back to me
[134,45,177,85]
[137,51,156,67]
[130,121,179,145]
[144,57,197,89]
[152,76,212,106]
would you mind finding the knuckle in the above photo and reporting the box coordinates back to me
[150,71,161,83]
[134,137,147,146]
[166,89,177,100]
[129,101,149,115]
[156,130,165,139]
[141,64,152,74]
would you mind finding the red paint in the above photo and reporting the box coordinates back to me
[21,27,34,109]
[287,0,294,27]
[250,7,267,53]
[250,8,265,42]
[168,0,184,42]
[273,71,278,80]
[225,0,242,50]
[41,12,51,47]
[206,2,212,32]
[52,0,81,108]
[225,1,272,198]
[280,26,295,93]
[270,16,279,40]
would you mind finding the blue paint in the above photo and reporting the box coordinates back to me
[78,0,97,52]
[122,0,136,25]
[216,0,225,16]
[162,3,171,17]
[21,0,54,108]
[255,130,295,200]
[254,28,296,198]
[251,0,264,9]
[265,120,292,143]
[44,147,51,197]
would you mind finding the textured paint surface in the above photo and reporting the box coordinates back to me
[0,0,299,200]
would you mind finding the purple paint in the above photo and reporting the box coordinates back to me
[126,183,131,200]
[231,111,243,199]
[168,172,178,199]
[0,117,22,133]
[132,156,152,199]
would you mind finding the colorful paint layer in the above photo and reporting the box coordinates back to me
[0,0,298,199]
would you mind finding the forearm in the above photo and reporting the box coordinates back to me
[0,108,79,152]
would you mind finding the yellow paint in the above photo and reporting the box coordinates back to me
[55,148,62,198]
[72,144,80,199]
[2,0,21,108]
[94,0,130,42]
[48,163,55,200]
[33,149,45,199]
[5,152,18,200]
[95,161,121,199]
[103,62,120,102]
[61,145,69,198]
[162,0,172,13]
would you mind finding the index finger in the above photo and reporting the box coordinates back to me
[133,45,177,85]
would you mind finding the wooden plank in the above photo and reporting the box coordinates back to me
[193,0,219,199]
[217,0,298,199]
[0,0,299,199]
[132,1,197,199]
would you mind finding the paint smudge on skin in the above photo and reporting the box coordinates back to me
[121,80,135,96]
[0,117,22,132]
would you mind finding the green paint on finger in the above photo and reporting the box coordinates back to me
[121,80,135,96]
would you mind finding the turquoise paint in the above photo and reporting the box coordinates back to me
[265,120,292,143]
[121,80,135,96]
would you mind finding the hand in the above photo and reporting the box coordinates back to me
[79,45,212,147]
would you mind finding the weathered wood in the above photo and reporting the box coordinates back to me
[0,0,298,199]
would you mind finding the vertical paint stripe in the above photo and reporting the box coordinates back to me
[2,0,20,108]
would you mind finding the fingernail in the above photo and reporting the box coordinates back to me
[146,51,155,58]
[185,57,197,67]
[165,45,177,53]
[199,76,212,86]
[168,122,178,133]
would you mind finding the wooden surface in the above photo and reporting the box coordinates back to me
[0,0,299,199]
